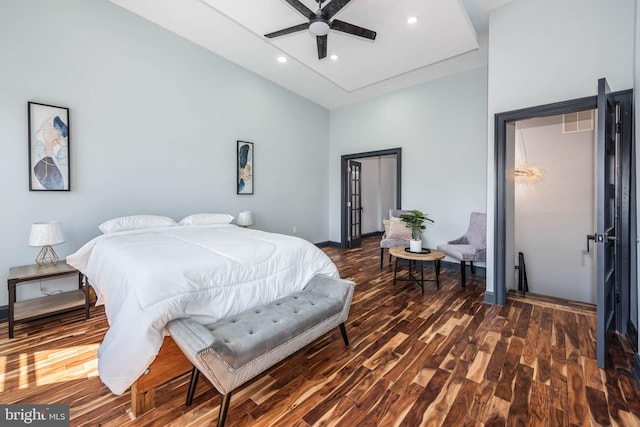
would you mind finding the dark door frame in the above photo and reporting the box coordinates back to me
[340,148,402,249]
[492,89,634,322]
[347,160,363,248]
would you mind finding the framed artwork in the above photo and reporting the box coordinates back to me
[237,140,253,195]
[28,102,70,191]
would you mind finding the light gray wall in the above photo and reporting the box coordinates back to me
[634,0,640,352]
[514,115,596,303]
[486,0,637,295]
[329,66,488,253]
[0,0,330,305]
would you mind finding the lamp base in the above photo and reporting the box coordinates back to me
[35,245,59,267]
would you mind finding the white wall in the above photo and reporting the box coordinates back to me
[0,0,330,305]
[358,156,397,234]
[380,156,397,222]
[329,67,488,253]
[486,0,637,296]
[514,115,596,303]
[359,157,381,234]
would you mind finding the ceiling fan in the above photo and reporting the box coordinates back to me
[264,0,377,60]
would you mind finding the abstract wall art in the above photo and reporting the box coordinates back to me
[28,102,70,191]
[237,140,253,195]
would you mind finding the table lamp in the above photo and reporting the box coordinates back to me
[29,221,65,267]
[237,211,254,228]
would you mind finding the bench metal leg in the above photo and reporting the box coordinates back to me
[186,367,199,406]
[218,392,232,427]
[461,261,466,288]
[339,323,349,346]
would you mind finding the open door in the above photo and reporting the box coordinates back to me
[347,160,362,248]
[594,77,619,368]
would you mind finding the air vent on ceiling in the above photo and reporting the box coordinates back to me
[563,110,594,133]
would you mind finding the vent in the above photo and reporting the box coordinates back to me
[563,110,594,133]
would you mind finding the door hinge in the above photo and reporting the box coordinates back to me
[616,122,622,134]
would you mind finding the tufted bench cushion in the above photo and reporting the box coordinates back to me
[166,275,355,426]
[199,289,345,370]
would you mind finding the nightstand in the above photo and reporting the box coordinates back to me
[7,261,89,338]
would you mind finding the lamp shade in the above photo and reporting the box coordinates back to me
[237,211,254,227]
[29,221,65,246]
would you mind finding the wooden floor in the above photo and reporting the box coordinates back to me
[2,236,640,426]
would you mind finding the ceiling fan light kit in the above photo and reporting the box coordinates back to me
[265,0,376,59]
[309,18,330,36]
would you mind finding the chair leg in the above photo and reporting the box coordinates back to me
[339,323,349,346]
[470,261,476,276]
[186,367,199,406]
[217,392,232,427]
[380,248,384,268]
[460,261,466,288]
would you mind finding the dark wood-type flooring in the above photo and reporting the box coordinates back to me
[2,236,640,426]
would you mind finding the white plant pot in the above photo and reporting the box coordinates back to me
[409,239,422,253]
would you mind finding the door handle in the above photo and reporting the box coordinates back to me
[586,233,616,252]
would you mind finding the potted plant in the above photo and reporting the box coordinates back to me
[400,210,435,252]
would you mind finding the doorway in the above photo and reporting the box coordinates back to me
[493,85,635,368]
[340,148,402,248]
[513,113,597,303]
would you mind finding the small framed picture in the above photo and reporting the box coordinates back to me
[237,140,253,195]
[28,102,70,191]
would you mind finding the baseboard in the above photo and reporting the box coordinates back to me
[483,291,495,305]
[362,231,384,238]
[315,241,331,248]
[326,241,346,248]
[0,305,7,322]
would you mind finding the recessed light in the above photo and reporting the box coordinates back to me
[277,56,287,63]
[407,16,418,24]
[330,54,339,61]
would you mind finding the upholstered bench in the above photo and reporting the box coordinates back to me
[166,275,355,427]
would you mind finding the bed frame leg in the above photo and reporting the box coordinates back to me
[186,367,199,406]
[217,392,232,427]
[339,323,349,346]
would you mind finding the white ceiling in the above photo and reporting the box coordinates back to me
[110,0,511,109]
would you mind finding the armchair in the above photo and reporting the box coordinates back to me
[379,209,411,268]
[436,212,486,287]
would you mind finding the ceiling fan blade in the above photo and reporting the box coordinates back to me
[283,0,315,19]
[331,19,376,40]
[264,22,309,38]
[316,35,327,59]
[321,0,351,19]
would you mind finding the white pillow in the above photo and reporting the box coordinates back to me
[178,213,235,226]
[99,215,177,234]
[387,217,412,240]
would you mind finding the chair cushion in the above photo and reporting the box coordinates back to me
[437,243,485,262]
[380,237,409,248]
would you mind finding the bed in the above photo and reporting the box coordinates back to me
[66,216,339,414]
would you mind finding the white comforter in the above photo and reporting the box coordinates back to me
[66,224,339,395]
